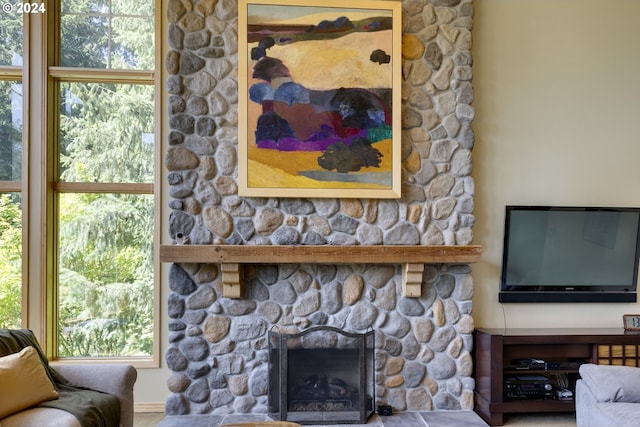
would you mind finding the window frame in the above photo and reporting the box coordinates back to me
[17,1,162,367]
[0,11,28,328]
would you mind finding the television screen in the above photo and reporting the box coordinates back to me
[499,206,640,303]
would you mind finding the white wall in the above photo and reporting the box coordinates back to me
[472,0,640,328]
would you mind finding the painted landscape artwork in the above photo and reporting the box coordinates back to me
[238,0,401,198]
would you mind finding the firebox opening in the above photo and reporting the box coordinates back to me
[269,326,375,425]
[289,349,364,412]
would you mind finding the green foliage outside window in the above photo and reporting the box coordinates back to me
[0,0,22,66]
[55,0,156,358]
[59,83,155,184]
[56,86,155,357]
[0,0,157,357]
[0,0,23,329]
[0,194,21,329]
[60,0,155,70]
[58,192,154,357]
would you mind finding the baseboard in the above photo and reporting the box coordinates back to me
[134,402,165,413]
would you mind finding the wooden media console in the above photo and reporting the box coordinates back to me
[474,328,640,426]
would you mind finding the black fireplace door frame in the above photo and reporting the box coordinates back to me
[268,325,375,425]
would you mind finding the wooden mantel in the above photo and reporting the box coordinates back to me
[160,244,482,298]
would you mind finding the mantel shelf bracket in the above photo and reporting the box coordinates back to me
[403,263,425,297]
[160,244,482,298]
[220,263,242,298]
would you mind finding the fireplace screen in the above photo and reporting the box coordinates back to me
[268,326,375,424]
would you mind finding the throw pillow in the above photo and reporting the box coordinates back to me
[0,345,59,419]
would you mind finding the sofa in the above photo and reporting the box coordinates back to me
[0,329,137,427]
[576,363,640,427]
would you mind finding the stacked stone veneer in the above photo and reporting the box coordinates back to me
[164,0,475,416]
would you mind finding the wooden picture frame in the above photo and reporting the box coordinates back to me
[238,0,402,199]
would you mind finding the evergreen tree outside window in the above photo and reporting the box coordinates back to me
[54,0,158,358]
[0,0,24,329]
[0,0,159,363]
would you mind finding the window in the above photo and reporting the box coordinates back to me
[52,0,158,360]
[0,1,24,329]
[0,0,159,364]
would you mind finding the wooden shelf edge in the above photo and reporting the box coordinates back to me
[159,244,482,264]
[160,244,481,299]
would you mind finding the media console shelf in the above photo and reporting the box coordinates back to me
[474,328,640,426]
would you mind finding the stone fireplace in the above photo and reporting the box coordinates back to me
[164,0,476,417]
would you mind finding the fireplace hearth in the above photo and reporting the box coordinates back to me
[268,326,375,424]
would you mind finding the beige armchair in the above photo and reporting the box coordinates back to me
[0,329,137,427]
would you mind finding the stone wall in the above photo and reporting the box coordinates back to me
[164,0,476,415]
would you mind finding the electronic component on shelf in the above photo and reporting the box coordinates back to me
[556,388,573,400]
[546,361,581,370]
[506,359,582,371]
[504,375,555,400]
[505,358,547,370]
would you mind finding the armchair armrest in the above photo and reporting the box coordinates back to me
[579,363,640,403]
[52,364,137,427]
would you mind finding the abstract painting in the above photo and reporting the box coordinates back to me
[238,0,401,198]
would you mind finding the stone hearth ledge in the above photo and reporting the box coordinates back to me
[159,245,482,298]
[156,410,490,427]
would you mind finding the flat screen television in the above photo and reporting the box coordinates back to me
[499,206,640,303]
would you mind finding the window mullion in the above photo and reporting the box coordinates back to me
[54,182,154,194]
[0,66,22,78]
[0,182,22,192]
[49,67,154,83]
